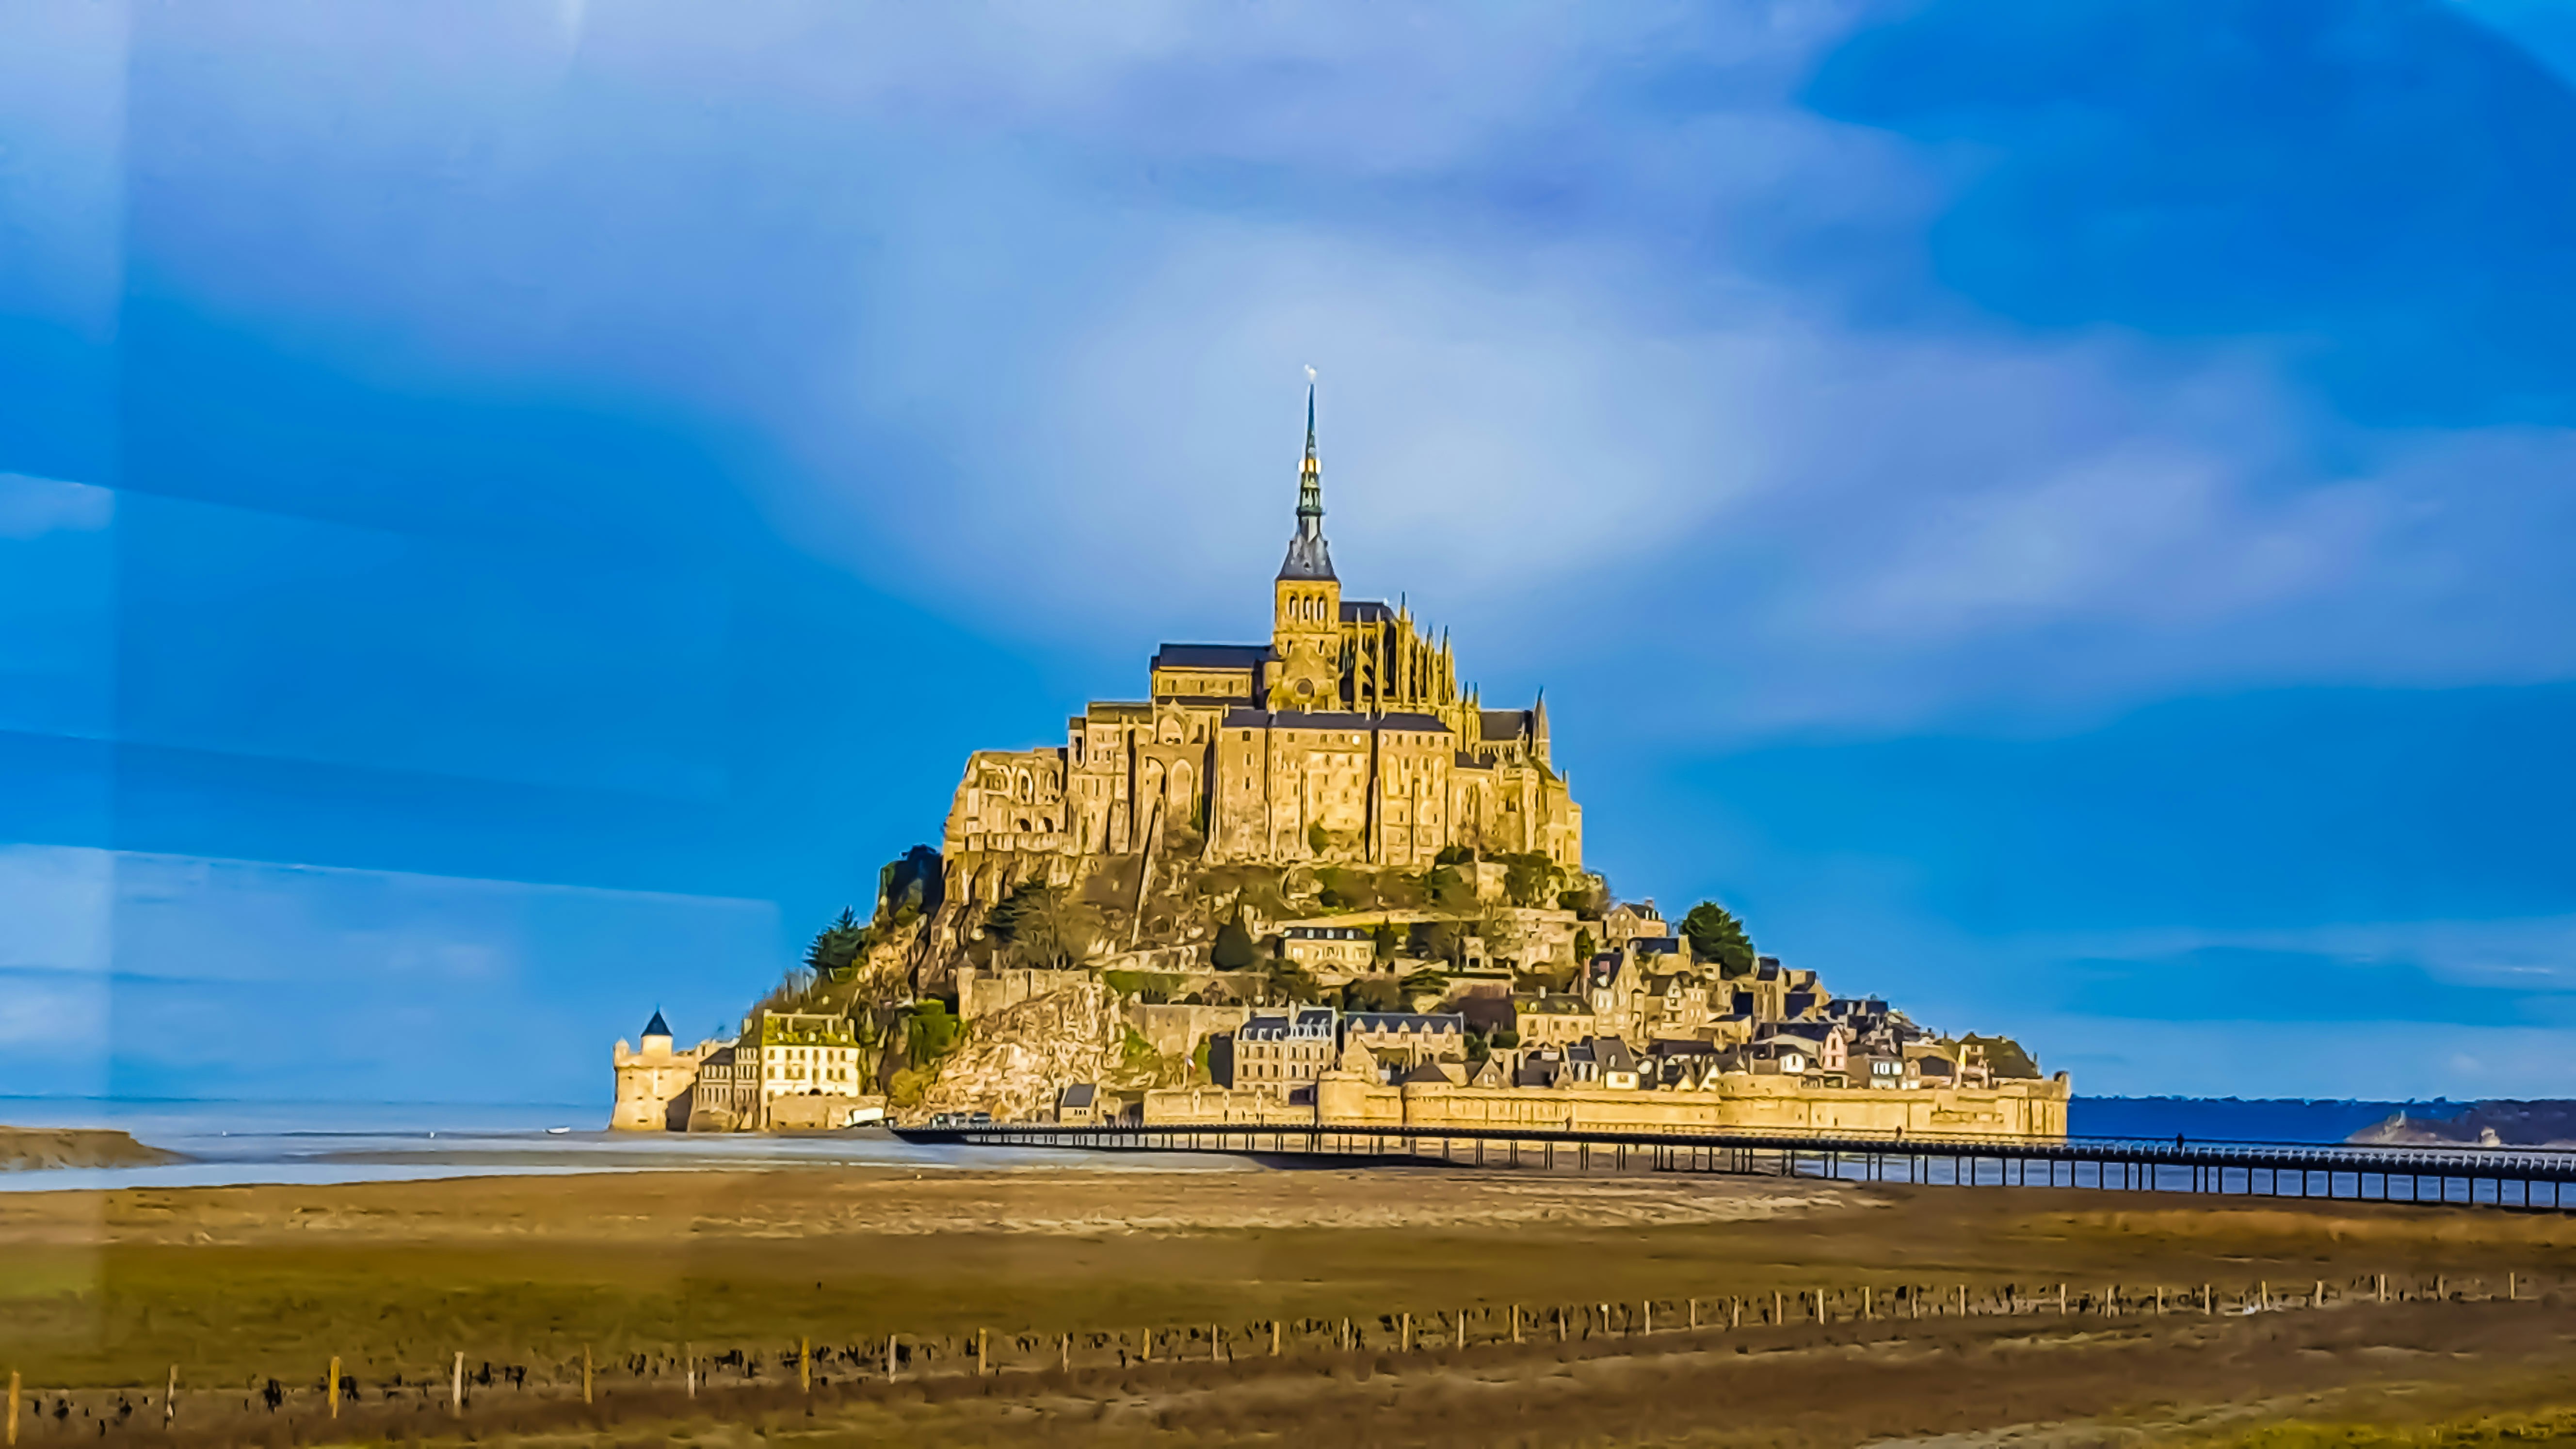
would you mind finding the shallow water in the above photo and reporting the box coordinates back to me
[0,1097,1251,1191]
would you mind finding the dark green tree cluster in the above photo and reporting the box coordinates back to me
[803,908,873,980]
[877,844,944,925]
[984,882,1100,970]
[1681,900,1756,976]
[1211,910,1260,970]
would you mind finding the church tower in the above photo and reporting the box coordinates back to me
[1270,383,1343,710]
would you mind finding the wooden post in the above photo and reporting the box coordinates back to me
[2509,1272,2518,1301]
[1813,1287,1822,1323]
[329,1355,342,1419]
[2259,1280,2269,1311]
[2202,1283,2211,1314]
[2155,1286,2164,1315]
[2057,1283,2066,1316]
[1141,1327,1152,1363]
[809,1335,820,1391]
[886,1335,897,1384]
[1643,1301,1653,1335]
[1271,1320,1281,1356]
[1732,1297,1741,1330]
[1688,1298,1698,1331]
[1956,1283,1965,1317]
[1555,1307,1565,1343]
[1512,1304,1523,1344]
[2377,1272,2386,1305]
[454,1350,467,1413]
[1862,1286,1871,1320]
[1774,1290,1784,1325]
[164,1365,176,1428]
[1455,1310,1465,1351]
[1343,1318,1353,1352]
[8,1369,18,1448]
[1212,1323,1222,1363]
[1063,1333,1073,1371]
[973,1329,984,1379]
[582,1344,594,1405]
[1401,1312,1411,1352]
[2315,1278,2325,1308]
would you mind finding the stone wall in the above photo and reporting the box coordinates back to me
[957,966,1091,1020]
[1147,1069,2072,1139]
[1126,1001,1250,1059]
[767,1093,887,1130]
[1138,1086,1323,1125]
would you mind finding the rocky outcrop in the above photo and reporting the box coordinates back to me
[0,1127,184,1172]
[2349,1101,2576,1149]
[919,979,1151,1123]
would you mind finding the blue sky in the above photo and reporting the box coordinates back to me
[6,0,2576,1105]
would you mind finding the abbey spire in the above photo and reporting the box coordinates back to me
[1278,381,1336,581]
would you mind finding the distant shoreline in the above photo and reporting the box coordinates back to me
[0,1126,186,1172]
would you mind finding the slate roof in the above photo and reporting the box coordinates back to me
[1060,1083,1098,1108]
[1339,599,1397,623]
[1219,708,1452,734]
[1343,1011,1465,1036]
[643,1010,671,1038]
[1154,644,1275,671]
[1478,708,1532,743]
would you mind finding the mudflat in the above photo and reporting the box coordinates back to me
[0,1127,182,1173]
[4,1162,2575,1446]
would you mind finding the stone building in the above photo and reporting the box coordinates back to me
[943,387,1582,906]
[610,1011,721,1131]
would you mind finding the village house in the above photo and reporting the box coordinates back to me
[1210,1006,1338,1095]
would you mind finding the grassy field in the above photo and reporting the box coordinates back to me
[3,1160,2575,1445]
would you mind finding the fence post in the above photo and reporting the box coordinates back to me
[1062,1332,1072,1372]
[454,1350,467,1414]
[1862,1286,1871,1320]
[2509,1272,2517,1301]
[1512,1304,1523,1345]
[329,1356,341,1419]
[1141,1327,1152,1363]
[886,1335,897,1384]
[8,1368,18,1447]
[2056,1284,2066,1316]
[1643,1301,1653,1336]
[1455,1310,1465,1351]
[164,1365,176,1429]
[974,1330,984,1379]
[1212,1324,1221,1363]
[1731,1297,1741,1330]
[1774,1291,1784,1325]
[2377,1273,2386,1305]
[1956,1284,1965,1317]
[583,1344,594,1405]
[1689,1297,1698,1331]
[1401,1312,1411,1352]
[2316,1279,2325,1308]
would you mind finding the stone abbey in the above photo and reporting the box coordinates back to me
[943,388,1581,902]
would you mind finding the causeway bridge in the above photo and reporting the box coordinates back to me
[895,1120,2576,1211]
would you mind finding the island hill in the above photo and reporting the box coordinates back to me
[613,391,2067,1138]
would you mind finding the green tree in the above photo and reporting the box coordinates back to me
[984,883,1100,970]
[1211,911,1259,970]
[803,908,873,980]
[1573,928,1595,965]
[1500,852,1557,908]
[903,1000,962,1062]
[1369,919,1400,966]
[1410,918,1465,965]
[1681,901,1756,976]
[1307,822,1332,856]
[876,845,944,925]
[1398,966,1449,1000]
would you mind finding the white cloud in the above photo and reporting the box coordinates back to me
[0,475,113,539]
